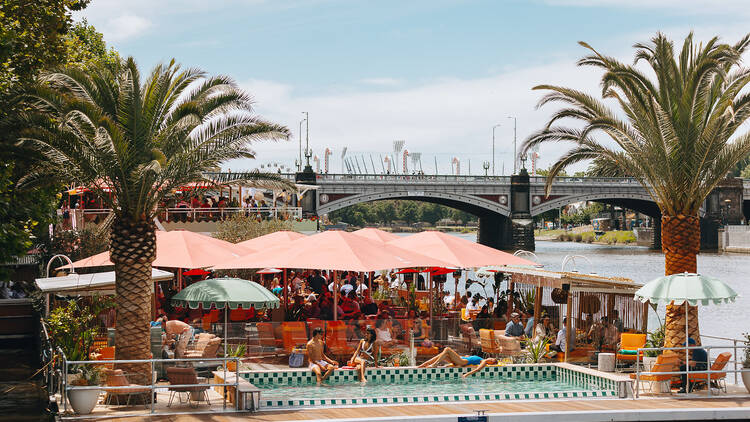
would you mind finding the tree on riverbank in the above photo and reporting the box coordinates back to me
[523,32,750,352]
[16,59,291,374]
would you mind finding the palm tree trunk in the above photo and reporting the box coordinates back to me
[110,218,156,381]
[661,215,700,352]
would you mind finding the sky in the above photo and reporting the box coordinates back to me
[75,0,750,175]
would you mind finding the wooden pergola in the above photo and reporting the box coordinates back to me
[500,267,647,362]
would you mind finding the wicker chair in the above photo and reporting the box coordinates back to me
[102,369,151,407]
[166,367,211,407]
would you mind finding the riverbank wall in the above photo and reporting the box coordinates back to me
[719,225,750,253]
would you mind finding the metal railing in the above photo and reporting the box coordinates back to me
[701,334,749,385]
[312,173,643,185]
[632,344,750,398]
[61,356,245,419]
[161,206,302,222]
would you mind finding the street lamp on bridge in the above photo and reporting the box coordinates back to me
[492,123,501,175]
[507,116,517,174]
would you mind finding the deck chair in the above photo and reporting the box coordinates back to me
[326,320,354,359]
[166,366,211,407]
[616,333,646,368]
[174,329,194,359]
[281,322,308,354]
[630,353,679,395]
[496,334,522,356]
[479,329,501,357]
[103,369,151,407]
[686,352,732,393]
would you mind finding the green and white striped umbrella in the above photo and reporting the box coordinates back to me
[171,277,280,310]
[634,272,738,306]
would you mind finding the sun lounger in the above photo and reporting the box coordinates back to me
[630,352,679,395]
[281,322,308,354]
[479,329,501,357]
[686,351,731,393]
[616,333,646,367]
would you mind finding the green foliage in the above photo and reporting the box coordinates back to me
[741,163,750,179]
[328,200,477,226]
[16,58,291,223]
[41,226,109,264]
[524,32,750,216]
[46,295,114,362]
[0,163,58,280]
[214,214,294,244]
[742,332,750,368]
[0,0,89,94]
[71,364,102,386]
[523,337,549,363]
[226,343,246,358]
[644,324,665,357]
[63,19,120,71]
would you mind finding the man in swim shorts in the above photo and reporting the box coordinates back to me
[418,347,498,378]
[306,328,338,385]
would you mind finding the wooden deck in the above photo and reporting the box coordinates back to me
[110,396,750,422]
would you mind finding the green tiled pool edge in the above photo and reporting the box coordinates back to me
[242,364,620,409]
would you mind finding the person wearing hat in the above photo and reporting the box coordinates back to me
[678,337,708,393]
[504,312,526,338]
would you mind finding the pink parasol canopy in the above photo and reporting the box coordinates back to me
[256,268,282,274]
[236,231,306,250]
[213,230,452,272]
[59,230,255,270]
[387,231,537,269]
[351,227,400,243]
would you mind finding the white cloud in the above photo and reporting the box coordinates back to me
[360,78,403,87]
[103,14,152,42]
[231,58,605,174]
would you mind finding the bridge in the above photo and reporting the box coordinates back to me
[287,171,750,251]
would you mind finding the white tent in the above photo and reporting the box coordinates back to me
[36,268,173,296]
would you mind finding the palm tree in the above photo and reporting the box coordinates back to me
[522,33,750,351]
[18,58,290,375]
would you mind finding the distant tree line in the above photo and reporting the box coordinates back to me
[328,200,478,227]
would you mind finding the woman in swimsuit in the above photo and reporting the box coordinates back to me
[418,347,498,378]
[348,328,379,383]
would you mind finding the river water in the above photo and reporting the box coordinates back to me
[438,233,749,342]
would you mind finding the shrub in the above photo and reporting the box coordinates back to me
[214,214,294,243]
[575,234,583,242]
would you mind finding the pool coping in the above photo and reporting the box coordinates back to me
[240,362,626,409]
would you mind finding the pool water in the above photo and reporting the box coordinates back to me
[260,376,586,401]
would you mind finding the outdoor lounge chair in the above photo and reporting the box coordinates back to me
[460,324,480,354]
[616,333,646,368]
[103,369,151,407]
[479,329,501,357]
[496,334,522,356]
[186,337,221,359]
[174,328,194,359]
[629,352,680,395]
[686,351,732,393]
[166,366,211,407]
[281,322,308,354]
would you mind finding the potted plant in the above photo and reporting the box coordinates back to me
[643,325,665,371]
[389,352,409,367]
[68,365,102,415]
[225,344,246,372]
[523,337,550,364]
[741,332,750,393]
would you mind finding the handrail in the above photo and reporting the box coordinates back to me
[61,355,244,418]
[633,344,749,398]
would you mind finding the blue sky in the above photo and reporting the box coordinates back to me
[76,0,750,174]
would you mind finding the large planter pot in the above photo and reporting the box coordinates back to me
[742,370,750,394]
[642,356,658,372]
[68,388,100,415]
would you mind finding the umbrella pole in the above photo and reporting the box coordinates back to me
[428,271,433,326]
[334,271,338,321]
[224,306,228,358]
[685,301,689,390]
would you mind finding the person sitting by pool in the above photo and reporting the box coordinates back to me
[505,312,526,339]
[307,328,338,385]
[534,314,555,343]
[678,337,708,393]
[348,328,379,383]
[375,318,397,347]
[549,318,572,354]
[417,347,498,378]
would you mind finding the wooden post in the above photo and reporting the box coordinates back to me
[641,301,649,332]
[283,269,288,315]
[533,285,543,334]
[428,271,433,325]
[369,271,373,293]
[564,291,573,363]
[506,280,515,321]
[607,293,615,320]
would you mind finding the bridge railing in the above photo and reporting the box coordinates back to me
[314,173,513,182]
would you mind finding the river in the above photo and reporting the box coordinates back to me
[437,233,748,342]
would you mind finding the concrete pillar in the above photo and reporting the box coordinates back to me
[510,168,535,251]
[295,169,317,216]
[478,214,514,250]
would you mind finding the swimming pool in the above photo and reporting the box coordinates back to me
[242,364,622,409]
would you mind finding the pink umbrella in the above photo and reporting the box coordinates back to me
[351,227,400,243]
[59,230,255,270]
[387,231,537,269]
[236,231,306,250]
[256,268,282,274]
[213,230,451,272]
